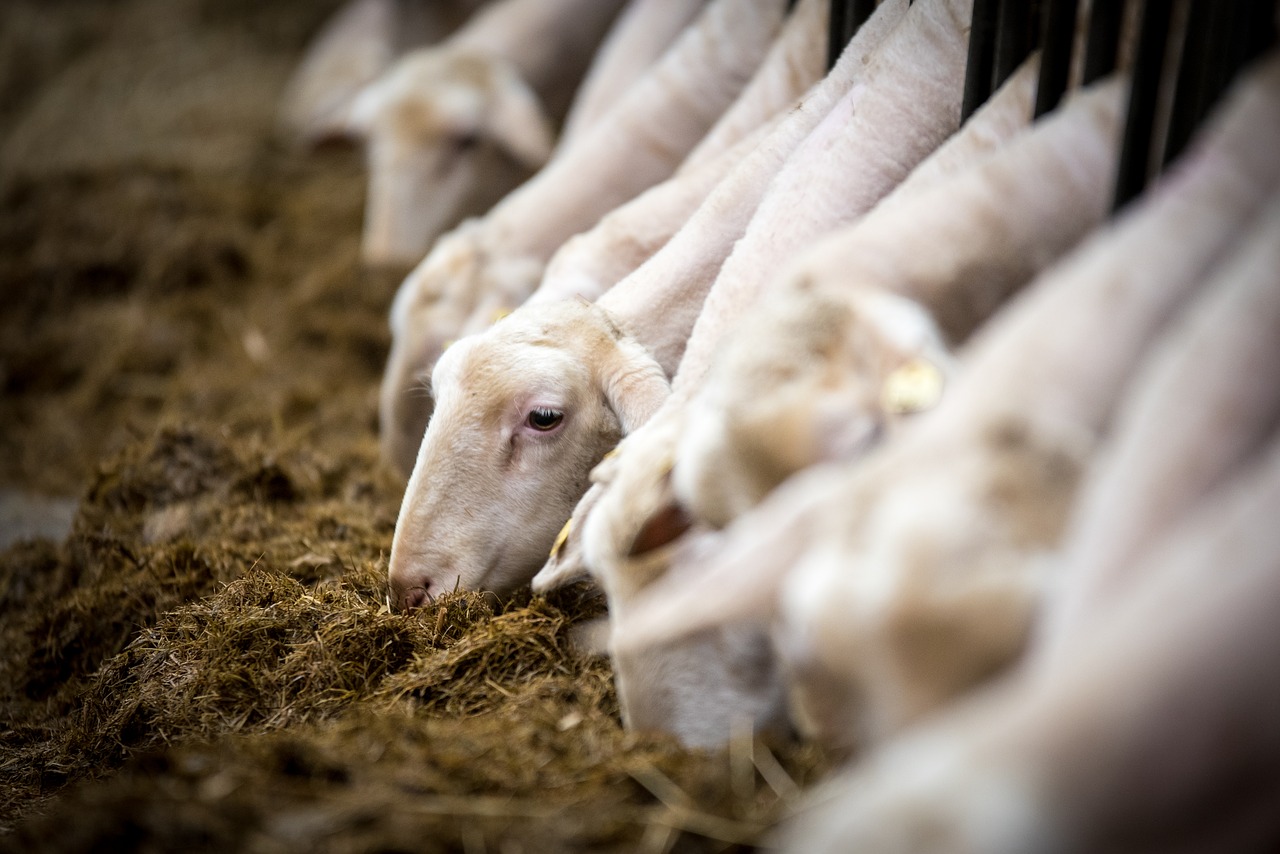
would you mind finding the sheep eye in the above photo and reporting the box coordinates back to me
[454,131,481,151]
[526,408,563,431]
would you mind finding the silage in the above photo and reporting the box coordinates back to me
[0,0,829,849]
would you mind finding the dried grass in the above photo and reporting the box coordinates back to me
[0,1,829,849]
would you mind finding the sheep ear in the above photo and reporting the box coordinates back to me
[596,329,670,435]
[629,494,693,558]
[484,71,555,169]
[340,81,383,140]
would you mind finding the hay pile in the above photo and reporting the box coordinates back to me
[0,1,826,850]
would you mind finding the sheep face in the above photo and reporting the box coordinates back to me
[349,49,554,266]
[379,226,544,478]
[674,284,953,528]
[388,301,668,607]
[774,419,1085,749]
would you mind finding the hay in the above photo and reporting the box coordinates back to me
[0,0,830,848]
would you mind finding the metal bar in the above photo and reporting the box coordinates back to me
[962,0,1001,121]
[1161,0,1218,166]
[1226,0,1278,83]
[1175,0,1276,154]
[828,0,888,71]
[1113,0,1173,211]
[1034,0,1080,118]
[827,0,849,70]
[992,0,1039,90]
[1082,0,1125,85]
[848,0,877,42]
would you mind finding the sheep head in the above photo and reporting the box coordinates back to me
[674,281,954,528]
[379,224,544,478]
[347,48,555,266]
[387,300,669,608]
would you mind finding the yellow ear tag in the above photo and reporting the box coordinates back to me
[550,517,573,559]
[490,307,511,325]
[882,358,945,415]
[442,339,456,351]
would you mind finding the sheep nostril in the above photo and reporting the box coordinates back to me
[402,586,430,611]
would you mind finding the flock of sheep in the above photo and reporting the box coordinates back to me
[280,0,1280,849]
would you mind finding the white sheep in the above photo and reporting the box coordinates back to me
[615,52,1280,751]
[553,0,980,597]
[529,120,775,308]
[530,0,913,591]
[674,71,1126,530]
[379,0,788,476]
[529,0,832,306]
[386,299,669,607]
[277,0,486,145]
[557,0,712,147]
[783,437,1280,852]
[779,194,1280,852]
[381,0,897,747]
[537,0,984,748]
[345,0,631,266]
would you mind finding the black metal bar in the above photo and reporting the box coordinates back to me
[962,0,1001,121]
[1161,0,1218,167]
[992,0,1039,91]
[1113,0,1173,212]
[827,0,849,70]
[828,0,888,71]
[1225,0,1279,84]
[1034,0,1079,118]
[1202,2,1245,102]
[1082,0,1125,85]
[847,0,877,43]
[1168,0,1276,161]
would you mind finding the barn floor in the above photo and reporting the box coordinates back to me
[0,2,825,850]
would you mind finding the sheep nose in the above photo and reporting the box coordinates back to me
[402,585,431,612]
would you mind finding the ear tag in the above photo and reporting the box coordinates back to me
[882,358,944,415]
[490,307,511,325]
[443,339,456,351]
[550,517,573,559]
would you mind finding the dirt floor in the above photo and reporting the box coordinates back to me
[0,2,826,850]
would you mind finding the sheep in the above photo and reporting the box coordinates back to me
[379,0,788,476]
[675,0,831,171]
[529,0,915,591]
[529,0,832,307]
[612,50,1280,751]
[535,0,1002,748]
[277,0,486,145]
[529,119,776,308]
[779,199,1280,850]
[552,0,988,596]
[781,424,1280,853]
[532,16,1037,595]
[386,299,669,608]
[346,0,630,266]
[674,72,1128,530]
[384,2,903,746]
[557,0,711,147]
[1041,198,1280,657]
